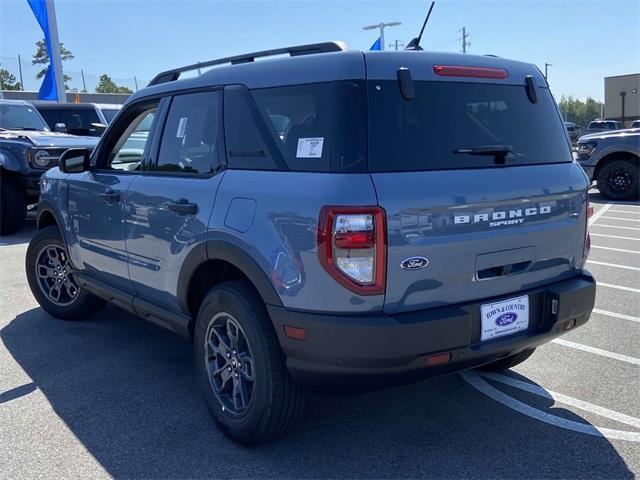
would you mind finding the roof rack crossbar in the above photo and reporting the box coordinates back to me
[148,41,347,86]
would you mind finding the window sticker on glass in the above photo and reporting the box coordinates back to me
[176,117,188,138]
[296,137,324,158]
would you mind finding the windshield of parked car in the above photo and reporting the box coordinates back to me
[368,81,572,171]
[0,104,50,131]
[101,108,119,123]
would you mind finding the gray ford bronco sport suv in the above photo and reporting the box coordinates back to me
[0,99,99,235]
[26,42,597,444]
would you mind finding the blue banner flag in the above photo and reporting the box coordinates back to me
[370,37,382,51]
[27,0,58,100]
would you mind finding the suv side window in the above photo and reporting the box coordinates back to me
[251,81,366,172]
[100,102,158,171]
[152,91,222,174]
[224,85,284,171]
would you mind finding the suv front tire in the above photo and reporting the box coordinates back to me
[26,226,105,319]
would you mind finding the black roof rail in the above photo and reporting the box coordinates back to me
[148,41,348,86]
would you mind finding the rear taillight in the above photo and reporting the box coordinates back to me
[581,196,592,268]
[317,206,386,295]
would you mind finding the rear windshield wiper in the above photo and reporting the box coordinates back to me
[454,144,513,164]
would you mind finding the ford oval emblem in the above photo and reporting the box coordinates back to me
[400,256,429,270]
[495,312,518,326]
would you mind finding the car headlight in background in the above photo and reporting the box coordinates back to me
[30,149,51,168]
[577,141,597,158]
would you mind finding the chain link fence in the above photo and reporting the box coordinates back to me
[0,55,149,94]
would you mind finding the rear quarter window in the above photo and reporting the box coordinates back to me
[251,81,366,172]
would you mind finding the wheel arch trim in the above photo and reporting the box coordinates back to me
[177,239,283,317]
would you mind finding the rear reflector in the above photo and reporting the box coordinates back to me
[426,352,452,366]
[284,325,306,341]
[433,65,509,79]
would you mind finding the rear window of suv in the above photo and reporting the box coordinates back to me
[368,81,572,172]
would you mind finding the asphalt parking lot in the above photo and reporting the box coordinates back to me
[1,189,638,479]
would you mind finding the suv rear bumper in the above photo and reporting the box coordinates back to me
[268,272,596,391]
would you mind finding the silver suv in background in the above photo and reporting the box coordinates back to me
[581,120,624,137]
[565,121,579,143]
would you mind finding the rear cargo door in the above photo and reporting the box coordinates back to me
[366,78,589,315]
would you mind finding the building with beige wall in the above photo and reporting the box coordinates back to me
[604,73,640,127]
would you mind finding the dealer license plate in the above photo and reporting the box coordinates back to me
[481,295,529,341]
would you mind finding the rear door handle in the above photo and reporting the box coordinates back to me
[99,188,120,203]
[167,198,198,215]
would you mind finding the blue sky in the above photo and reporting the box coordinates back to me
[1,0,639,99]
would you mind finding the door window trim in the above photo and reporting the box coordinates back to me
[138,87,225,179]
[93,98,162,173]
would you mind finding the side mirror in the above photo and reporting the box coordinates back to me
[54,122,67,133]
[59,148,91,173]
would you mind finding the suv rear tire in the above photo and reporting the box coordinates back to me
[194,280,306,445]
[478,348,536,371]
[26,226,105,319]
[596,159,639,201]
[0,173,27,236]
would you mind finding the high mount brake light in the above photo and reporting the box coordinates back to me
[317,206,386,295]
[433,65,509,79]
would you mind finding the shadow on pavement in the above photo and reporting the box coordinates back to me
[1,305,634,479]
[0,221,36,247]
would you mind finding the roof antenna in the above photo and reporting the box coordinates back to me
[405,1,436,51]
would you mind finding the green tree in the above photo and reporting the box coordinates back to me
[558,95,604,127]
[31,39,74,87]
[0,68,22,90]
[95,74,133,94]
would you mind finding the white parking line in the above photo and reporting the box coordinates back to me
[608,209,640,215]
[589,203,611,225]
[598,282,640,294]
[551,339,640,366]
[461,371,640,442]
[481,372,640,429]
[592,308,640,324]
[600,216,640,222]
[590,233,640,241]
[591,224,640,231]
[587,260,640,271]
[591,245,640,254]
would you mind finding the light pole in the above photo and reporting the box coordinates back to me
[363,21,401,50]
[544,63,552,81]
